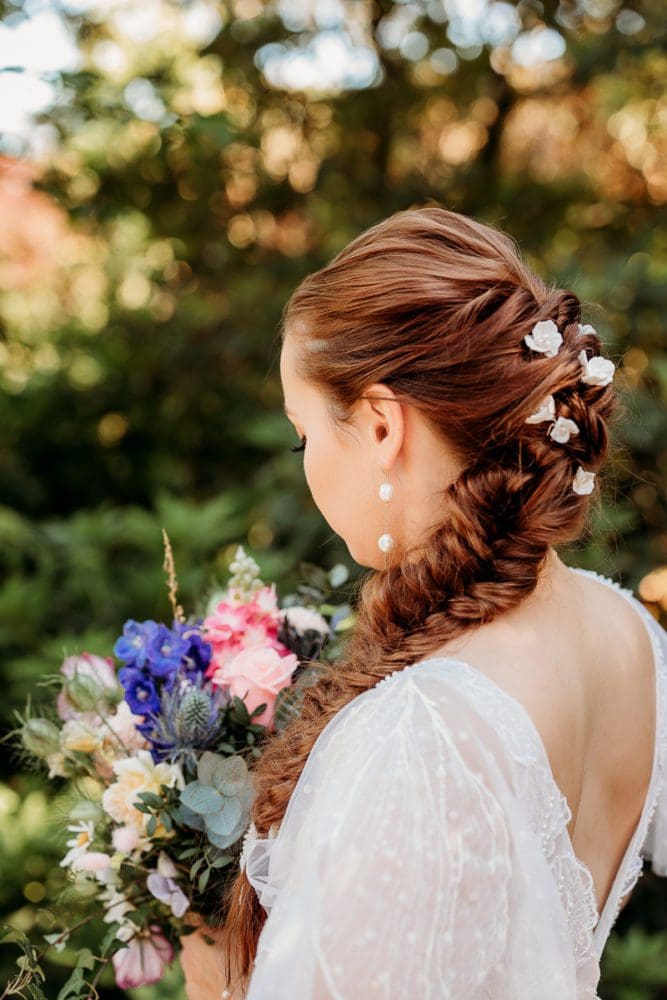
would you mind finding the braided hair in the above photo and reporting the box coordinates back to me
[219,205,621,991]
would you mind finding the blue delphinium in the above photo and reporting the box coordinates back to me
[114,617,216,763]
[147,624,190,678]
[113,619,160,669]
[173,619,212,677]
[118,667,160,716]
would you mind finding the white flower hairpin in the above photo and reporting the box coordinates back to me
[524,394,556,424]
[578,349,615,386]
[523,319,605,497]
[524,397,579,443]
[549,416,579,443]
[572,466,596,495]
[524,319,563,357]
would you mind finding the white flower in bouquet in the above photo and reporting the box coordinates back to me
[60,820,96,868]
[281,605,330,636]
[102,750,184,835]
[105,700,150,751]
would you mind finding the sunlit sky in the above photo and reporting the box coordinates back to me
[0,0,646,156]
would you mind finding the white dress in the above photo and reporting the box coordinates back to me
[239,568,667,999]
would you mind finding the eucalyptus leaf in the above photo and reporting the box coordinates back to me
[181,782,223,815]
[204,795,242,837]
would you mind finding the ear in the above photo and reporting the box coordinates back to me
[357,383,405,472]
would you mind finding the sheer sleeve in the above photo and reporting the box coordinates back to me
[244,662,583,999]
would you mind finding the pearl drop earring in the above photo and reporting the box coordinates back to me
[377,465,394,569]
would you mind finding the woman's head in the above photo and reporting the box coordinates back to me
[221,205,620,990]
[280,333,464,570]
[279,205,616,573]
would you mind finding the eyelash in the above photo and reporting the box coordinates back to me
[290,436,306,453]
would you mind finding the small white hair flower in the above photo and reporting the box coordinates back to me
[577,323,597,337]
[524,319,563,357]
[572,466,596,494]
[525,394,556,424]
[549,416,579,443]
[578,349,615,387]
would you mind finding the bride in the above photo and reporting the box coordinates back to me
[180,206,667,998]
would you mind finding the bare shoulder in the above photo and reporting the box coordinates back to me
[426,556,657,794]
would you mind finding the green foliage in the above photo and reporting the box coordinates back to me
[600,926,667,998]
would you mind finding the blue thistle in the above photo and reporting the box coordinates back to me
[140,675,228,775]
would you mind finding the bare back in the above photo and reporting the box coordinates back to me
[429,553,657,918]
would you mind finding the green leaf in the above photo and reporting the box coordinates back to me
[210,854,233,868]
[56,967,85,1000]
[136,790,164,808]
[214,754,249,796]
[198,866,211,892]
[181,782,222,814]
[178,846,199,859]
[75,947,95,970]
[204,796,242,838]
[189,856,206,880]
[146,814,157,837]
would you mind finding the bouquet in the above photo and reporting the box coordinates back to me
[3,536,353,996]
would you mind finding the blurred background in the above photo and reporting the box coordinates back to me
[0,0,665,995]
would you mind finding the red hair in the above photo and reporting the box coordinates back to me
[218,205,620,992]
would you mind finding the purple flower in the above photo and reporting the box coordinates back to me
[118,667,160,715]
[114,620,159,669]
[173,619,212,675]
[147,625,190,677]
[146,872,189,917]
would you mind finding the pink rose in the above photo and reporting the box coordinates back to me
[211,646,299,730]
[112,925,174,988]
[202,593,287,679]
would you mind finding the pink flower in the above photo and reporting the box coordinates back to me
[202,591,288,680]
[111,824,146,855]
[112,925,174,988]
[211,645,299,730]
[71,851,113,874]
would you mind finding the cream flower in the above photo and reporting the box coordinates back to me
[578,349,615,386]
[524,319,562,357]
[548,416,579,443]
[102,750,184,834]
[525,394,556,424]
[577,323,597,337]
[60,719,102,754]
[573,466,596,494]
